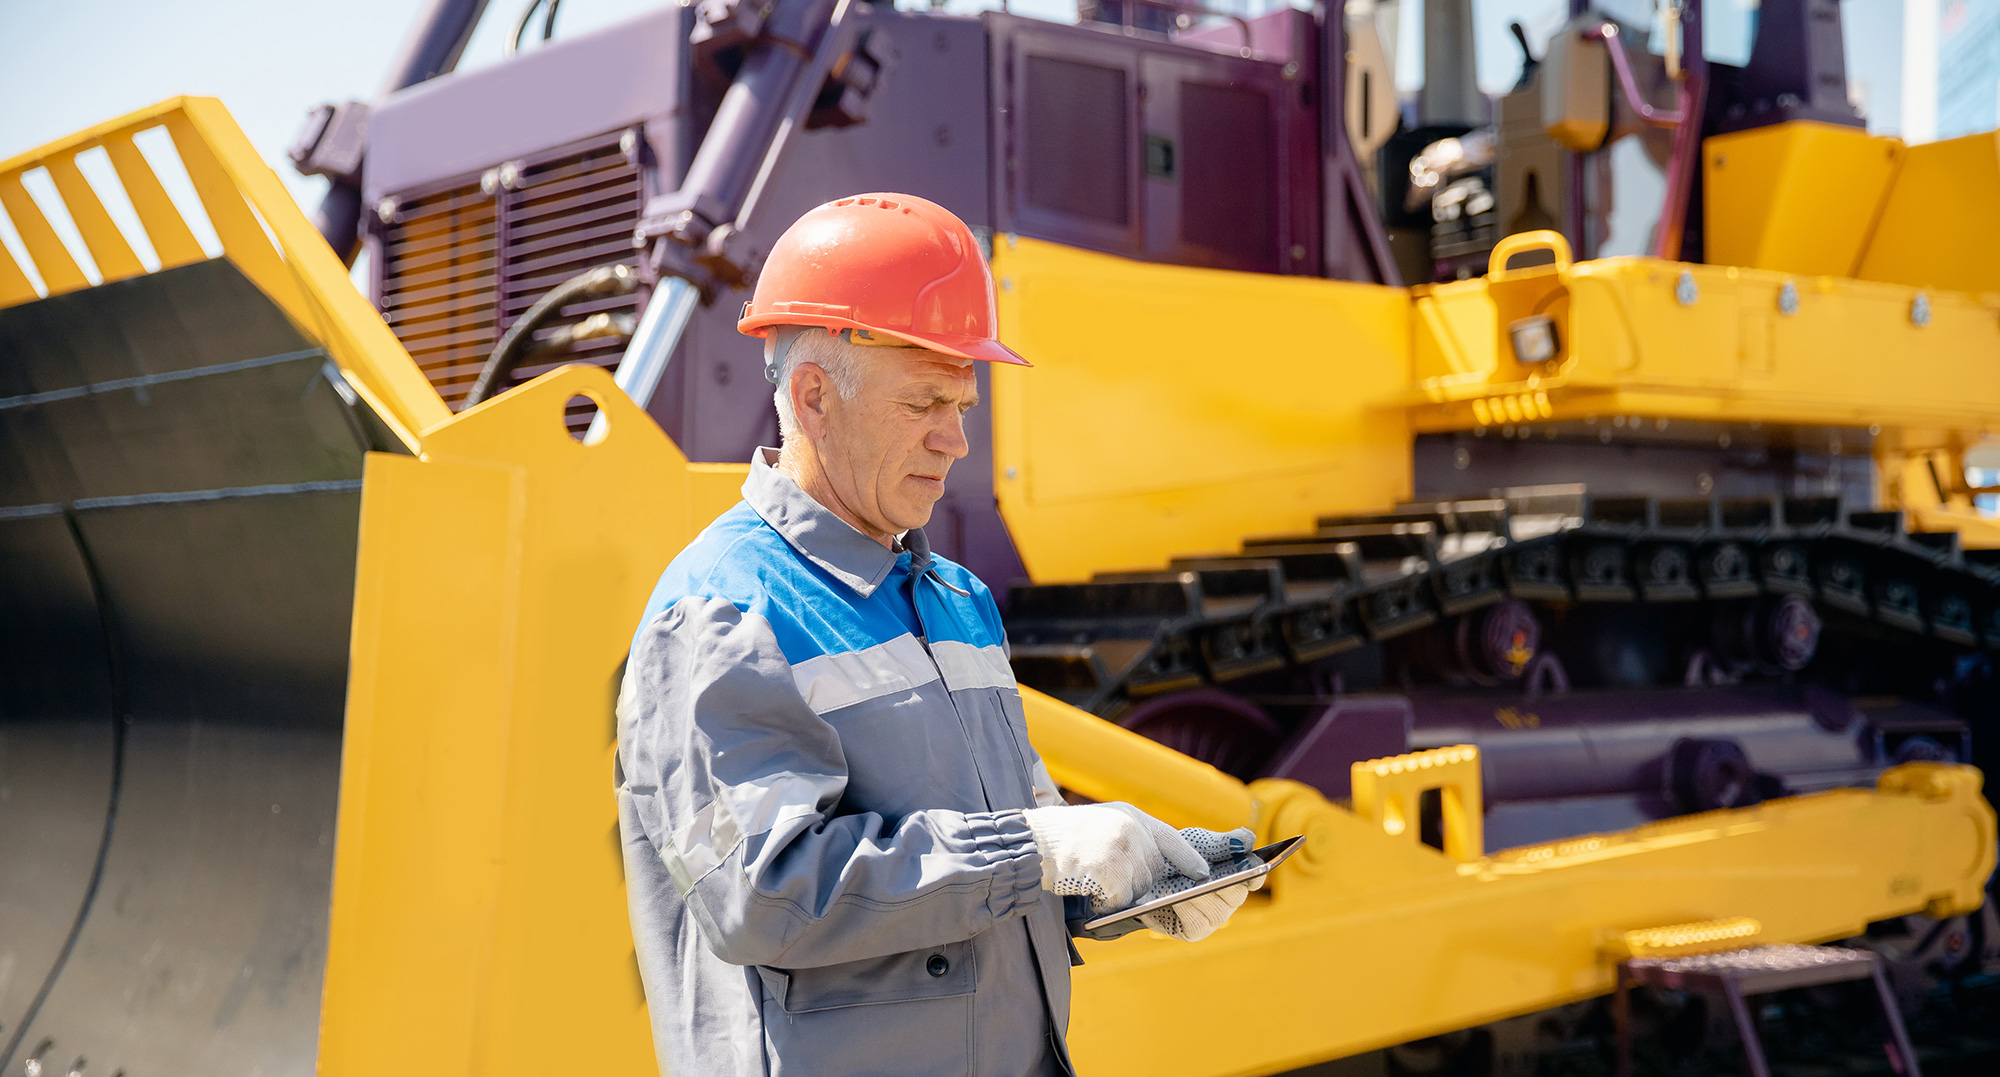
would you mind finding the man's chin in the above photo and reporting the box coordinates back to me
[888,500,938,535]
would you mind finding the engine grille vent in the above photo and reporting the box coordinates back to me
[377,132,644,430]
[379,186,498,407]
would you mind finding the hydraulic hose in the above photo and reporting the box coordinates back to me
[463,263,637,407]
[506,0,564,57]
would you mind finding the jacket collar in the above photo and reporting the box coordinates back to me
[744,447,931,597]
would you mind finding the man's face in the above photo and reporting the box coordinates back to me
[813,343,977,542]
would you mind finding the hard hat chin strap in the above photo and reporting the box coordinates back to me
[763,326,811,385]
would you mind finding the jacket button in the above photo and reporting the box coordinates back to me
[926,953,950,977]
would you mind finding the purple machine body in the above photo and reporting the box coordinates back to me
[352,1,1368,591]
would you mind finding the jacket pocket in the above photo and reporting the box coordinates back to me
[756,938,976,1014]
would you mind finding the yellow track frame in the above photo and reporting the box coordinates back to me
[1028,688,1994,1075]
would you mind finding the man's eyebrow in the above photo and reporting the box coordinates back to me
[898,386,980,407]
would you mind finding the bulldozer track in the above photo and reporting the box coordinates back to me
[1006,485,2000,715]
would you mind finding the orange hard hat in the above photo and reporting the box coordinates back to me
[738,193,1030,366]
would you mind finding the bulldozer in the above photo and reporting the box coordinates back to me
[1,0,1995,1073]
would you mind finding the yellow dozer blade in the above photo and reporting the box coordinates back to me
[0,98,435,1072]
[0,99,1992,1077]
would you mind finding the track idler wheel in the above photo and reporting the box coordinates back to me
[1410,599,1541,686]
[1666,737,1760,812]
[1712,594,1822,672]
[1456,599,1540,683]
[1117,689,1282,780]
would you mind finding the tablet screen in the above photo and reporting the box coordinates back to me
[1073,835,1303,940]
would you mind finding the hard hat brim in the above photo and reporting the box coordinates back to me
[877,327,1033,367]
[739,312,1032,367]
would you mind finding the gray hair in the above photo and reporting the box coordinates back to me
[772,327,864,440]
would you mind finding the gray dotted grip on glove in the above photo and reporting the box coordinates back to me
[1135,838,1264,939]
[1179,826,1251,861]
[1047,873,1111,903]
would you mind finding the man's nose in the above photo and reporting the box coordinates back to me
[929,411,970,460]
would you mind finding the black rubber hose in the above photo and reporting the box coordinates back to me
[507,0,564,57]
[463,263,636,407]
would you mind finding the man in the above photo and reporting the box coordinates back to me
[616,193,1256,1076]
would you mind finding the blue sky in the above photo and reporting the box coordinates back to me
[0,0,1929,235]
[0,0,686,214]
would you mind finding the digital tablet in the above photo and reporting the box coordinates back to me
[1066,835,1304,942]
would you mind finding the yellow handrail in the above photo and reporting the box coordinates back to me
[0,96,450,446]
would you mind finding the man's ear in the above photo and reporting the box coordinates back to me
[790,362,831,438]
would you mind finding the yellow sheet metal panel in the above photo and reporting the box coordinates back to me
[1581,260,1746,386]
[319,450,519,1077]
[1703,121,1902,277]
[1859,127,2000,294]
[1412,283,1496,385]
[1064,764,1994,1075]
[989,236,1413,583]
[419,377,662,1070]
[1408,257,2000,436]
[325,364,748,1076]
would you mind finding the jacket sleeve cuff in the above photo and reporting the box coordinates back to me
[969,809,1044,920]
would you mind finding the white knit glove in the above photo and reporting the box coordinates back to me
[1022,803,1211,912]
[1138,825,1260,942]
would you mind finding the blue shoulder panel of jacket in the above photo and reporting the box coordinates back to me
[633,501,1007,665]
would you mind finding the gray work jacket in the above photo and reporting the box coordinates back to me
[616,448,1076,1076]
